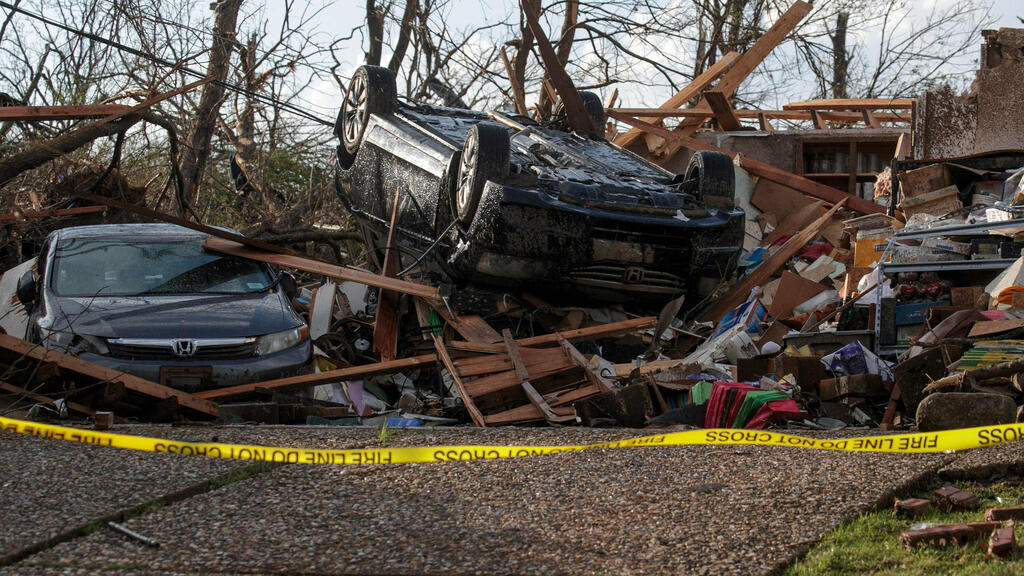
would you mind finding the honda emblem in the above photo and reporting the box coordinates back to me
[623,267,645,284]
[171,339,197,357]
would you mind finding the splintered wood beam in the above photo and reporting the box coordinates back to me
[757,112,774,132]
[431,334,486,427]
[202,237,441,302]
[607,108,909,122]
[503,329,575,424]
[652,0,812,157]
[196,353,440,401]
[614,51,739,148]
[520,0,596,134]
[862,110,881,129]
[0,334,217,417]
[895,132,911,160]
[810,109,828,130]
[0,205,107,221]
[449,316,657,353]
[705,90,743,131]
[606,110,884,215]
[697,199,847,324]
[373,187,402,362]
[558,334,613,393]
[783,97,915,111]
[0,105,134,121]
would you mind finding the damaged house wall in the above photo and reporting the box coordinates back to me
[914,28,1024,159]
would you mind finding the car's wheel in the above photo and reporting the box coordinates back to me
[685,150,735,210]
[336,65,398,155]
[455,122,510,225]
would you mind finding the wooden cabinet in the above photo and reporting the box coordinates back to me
[796,133,901,199]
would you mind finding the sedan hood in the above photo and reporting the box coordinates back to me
[46,293,298,339]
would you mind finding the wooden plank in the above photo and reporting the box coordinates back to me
[558,335,613,393]
[0,205,107,221]
[373,187,403,362]
[697,199,847,324]
[608,108,909,122]
[464,356,576,397]
[202,237,441,302]
[0,334,217,417]
[431,334,485,427]
[484,402,574,426]
[503,329,574,424]
[450,316,657,352]
[895,132,911,160]
[456,347,566,377]
[520,0,596,133]
[0,105,134,121]
[783,97,915,111]
[757,112,773,132]
[606,111,884,215]
[809,109,827,130]
[652,0,812,158]
[862,110,881,129]
[550,383,600,406]
[0,381,95,416]
[196,353,439,401]
[428,301,502,343]
[880,382,902,431]
[614,51,739,148]
[705,90,742,131]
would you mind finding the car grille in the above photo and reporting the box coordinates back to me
[566,265,682,294]
[590,221,694,251]
[107,341,257,360]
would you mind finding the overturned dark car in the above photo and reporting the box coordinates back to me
[334,65,744,303]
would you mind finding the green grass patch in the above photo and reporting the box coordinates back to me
[787,481,1024,576]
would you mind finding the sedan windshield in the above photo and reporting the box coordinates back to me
[51,237,273,297]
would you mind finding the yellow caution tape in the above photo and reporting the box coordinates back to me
[2,415,1024,465]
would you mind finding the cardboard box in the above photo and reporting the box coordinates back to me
[898,163,951,198]
[951,286,985,308]
[898,185,962,219]
[895,301,950,326]
[854,237,890,267]
[922,237,971,255]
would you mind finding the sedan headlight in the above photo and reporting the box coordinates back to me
[43,330,110,355]
[255,326,308,356]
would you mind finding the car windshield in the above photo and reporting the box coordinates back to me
[51,237,273,297]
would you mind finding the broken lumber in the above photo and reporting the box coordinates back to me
[449,316,656,353]
[373,187,403,362]
[0,381,95,417]
[614,51,739,148]
[0,105,133,121]
[202,237,441,302]
[782,98,914,111]
[503,329,575,424]
[431,333,486,427]
[698,199,847,324]
[651,0,812,158]
[0,205,107,222]
[705,90,742,131]
[520,0,597,134]
[606,111,883,215]
[608,108,909,123]
[195,353,440,402]
[0,334,217,417]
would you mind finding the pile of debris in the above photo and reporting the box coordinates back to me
[897,485,1022,559]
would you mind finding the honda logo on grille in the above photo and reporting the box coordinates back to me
[623,267,645,284]
[171,339,197,357]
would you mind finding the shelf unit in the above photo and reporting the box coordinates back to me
[797,133,901,199]
[872,219,1024,357]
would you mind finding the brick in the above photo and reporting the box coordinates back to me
[894,498,931,518]
[988,527,1016,558]
[933,486,981,512]
[986,505,1024,521]
[900,522,1000,549]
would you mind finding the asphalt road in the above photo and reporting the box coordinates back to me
[1,423,1021,575]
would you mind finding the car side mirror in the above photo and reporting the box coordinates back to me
[278,272,297,300]
[16,269,36,307]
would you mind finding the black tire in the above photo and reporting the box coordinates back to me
[336,65,398,155]
[454,122,510,225]
[685,150,735,209]
[314,332,356,365]
[579,91,606,136]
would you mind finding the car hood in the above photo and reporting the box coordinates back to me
[45,293,298,339]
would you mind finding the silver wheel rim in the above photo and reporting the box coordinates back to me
[456,130,478,215]
[342,73,368,147]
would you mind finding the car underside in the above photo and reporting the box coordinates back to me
[333,65,745,305]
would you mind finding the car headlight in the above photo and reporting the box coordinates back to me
[255,326,308,356]
[43,330,109,356]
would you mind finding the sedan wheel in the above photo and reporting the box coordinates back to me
[454,122,511,225]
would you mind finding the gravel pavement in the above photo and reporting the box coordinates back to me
[1,422,997,575]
